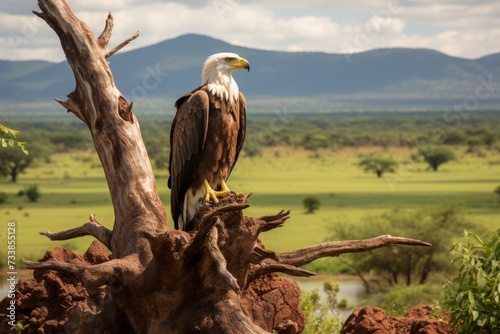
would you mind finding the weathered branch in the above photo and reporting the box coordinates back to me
[97,12,113,50]
[24,255,143,289]
[105,29,141,58]
[250,245,279,264]
[257,210,290,232]
[207,227,241,294]
[278,235,432,268]
[247,260,315,286]
[189,194,250,251]
[40,214,112,250]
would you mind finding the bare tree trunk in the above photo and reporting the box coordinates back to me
[0,1,430,333]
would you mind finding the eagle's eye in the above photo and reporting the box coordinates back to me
[225,57,232,62]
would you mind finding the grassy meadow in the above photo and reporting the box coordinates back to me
[1,145,499,270]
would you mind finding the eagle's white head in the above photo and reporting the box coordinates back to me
[201,52,250,103]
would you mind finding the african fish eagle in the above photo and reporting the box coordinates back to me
[168,52,250,231]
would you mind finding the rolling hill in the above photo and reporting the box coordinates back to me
[2,34,500,113]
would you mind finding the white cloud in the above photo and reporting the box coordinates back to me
[0,0,499,62]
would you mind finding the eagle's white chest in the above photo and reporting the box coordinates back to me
[206,75,239,104]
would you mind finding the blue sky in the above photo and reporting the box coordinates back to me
[2,0,499,62]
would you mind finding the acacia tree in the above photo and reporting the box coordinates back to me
[303,196,321,214]
[418,146,456,171]
[0,146,33,182]
[333,205,476,293]
[358,156,398,178]
[0,124,30,182]
[0,1,429,333]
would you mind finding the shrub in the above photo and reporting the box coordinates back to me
[0,192,7,204]
[494,185,500,203]
[379,283,443,316]
[25,185,40,202]
[303,196,320,214]
[441,230,500,334]
[243,144,262,158]
[300,281,344,334]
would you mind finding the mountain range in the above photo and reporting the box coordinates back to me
[2,34,500,113]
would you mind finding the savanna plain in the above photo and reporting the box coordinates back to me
[1,113,498,267]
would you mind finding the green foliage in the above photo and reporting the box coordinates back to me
[0,123,28,155]
[333,205,478,291]
[441,230,500,334]
[0,192,7,204]
[0,146,33,182]
[376,283,443,316]
[418,145,456,171]
[15,320,23,334]
[154,151,169,172]
[303,196,321,214]
[300,281,345,334]
[25,185,40,202]
[303,133,329,151]
[243,144,262,158]
[358,156,398,177]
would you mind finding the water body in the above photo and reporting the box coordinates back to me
[294,276,366,320]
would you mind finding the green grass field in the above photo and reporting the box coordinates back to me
[1,146,499,269]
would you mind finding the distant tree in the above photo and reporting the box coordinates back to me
[25,185,41,202]
[332,205,477,293]
[303,133,329,151]
[418,145,456,171]
[358,156,398,178]
[0,146,33,182]
[482,130,496,149]
[442,130,466,145]
[494,185,500,203]
[0,192,7,204]
[303,196,321,214]
[243,144,262,158]
[465,137,482,154]
[154,150,169,172]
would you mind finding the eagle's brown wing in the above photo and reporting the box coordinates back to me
[168,88,209,229]
[229,92,247,175]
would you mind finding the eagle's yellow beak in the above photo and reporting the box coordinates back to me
[232,57,250,72]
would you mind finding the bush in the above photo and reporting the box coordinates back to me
[25,185,40,202]
[494,185,500,203]
[441,230,500,334]
[0,192,7,204]
[303,196,321,214]
[379,283,443,316]
[300,281,344,334]
[243,144,262,158]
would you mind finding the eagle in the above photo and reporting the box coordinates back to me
[168,52,250,231]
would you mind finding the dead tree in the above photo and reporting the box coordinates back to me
[12,1,430,333]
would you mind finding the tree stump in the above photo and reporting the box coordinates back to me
[0,1,431,333]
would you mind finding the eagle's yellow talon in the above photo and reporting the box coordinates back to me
[204,188,220,203]
[203,179,239,203]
